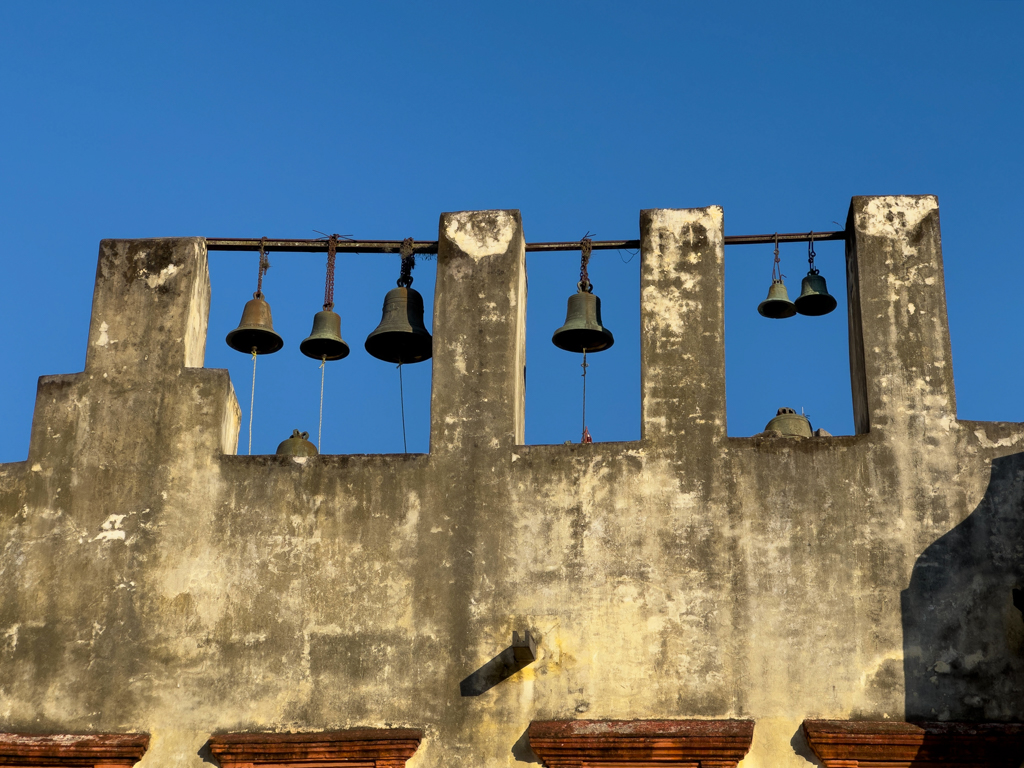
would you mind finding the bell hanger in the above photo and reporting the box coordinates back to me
[300,233,351,361]
[226,237,284,354]
[364,238,433,365]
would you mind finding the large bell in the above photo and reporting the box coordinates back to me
[764,407,812,438]
[276,429,318,456]
[300,310,350,361]
[757,280,797,319]
[364,287,432,364]
[552,290,615,353]
[794,272,837,316]
[226,292,284,354]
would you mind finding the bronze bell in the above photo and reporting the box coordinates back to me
[276,429,318,456]
[365,287,432,364]
[226,292,284,354]
[757,279,797,319]
[794,271,837,316]
[764,407,812,438]
[552,290,615,353]
[300,310,350,361]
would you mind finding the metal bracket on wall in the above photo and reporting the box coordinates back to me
[513,630,537,663]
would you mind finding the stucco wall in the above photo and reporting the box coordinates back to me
[0,198,1021,767]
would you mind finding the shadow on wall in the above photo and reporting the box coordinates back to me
[902,453,1024,722]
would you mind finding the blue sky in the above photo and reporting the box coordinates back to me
[1,1,1022,460]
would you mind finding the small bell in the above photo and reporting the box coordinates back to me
[757,279,797,319]
[794,271,837,316]
[226,292,284,354]
[300,310,350,361]
[552,289,615,353]
[276,429,319,456]
[764,407,812,438]
[365,286,433,364]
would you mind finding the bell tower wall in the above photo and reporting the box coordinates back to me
[0,199,1021,768]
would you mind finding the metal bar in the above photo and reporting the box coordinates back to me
[204,230,845,254]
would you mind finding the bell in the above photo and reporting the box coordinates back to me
[300,310,350,361]
[794,272,837,316]
[757,279,797,319]
[764,407,812,438]
[276,429,318,457]
[364,287,432,364]
[552,290,615,353]
[226,292,284,354]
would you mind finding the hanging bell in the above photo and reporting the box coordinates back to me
[365,287,432,364]
[226,292,284,354]
[276,429,318,456]
[552,289,615,353]
[300,310,350,361]
[764,407,812,438]
[794,271,837,316]
[757,280,797,319]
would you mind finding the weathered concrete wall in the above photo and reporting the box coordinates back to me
[0,199,1021,768]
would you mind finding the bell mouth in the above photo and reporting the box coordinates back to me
[364,333,432,364]
[226,326,284,355]
[300,337,351,361]
[551,328,615,353]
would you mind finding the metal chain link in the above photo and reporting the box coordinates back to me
[807,230,819,275]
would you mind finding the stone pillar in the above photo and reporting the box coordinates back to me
[639,206,726,454]
[430,210,527,454]
[85,238,211,375]
[845,196,956,438]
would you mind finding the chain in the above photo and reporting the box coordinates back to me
[323,234,338,310]
[256,237,270,297]
[578,236,593,292]
[398,237,415,288]
[807,230,819,275]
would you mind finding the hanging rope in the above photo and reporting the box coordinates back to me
[317,355,326,452]
[807,230,819,275]
[248,347,257,455]
[323,234,338,310]
[579,235,593,292]
[771,232,784,282]
[581,349,592,443]
[398,364,408,453]
[256,237,270,297]
[398,237,415,287]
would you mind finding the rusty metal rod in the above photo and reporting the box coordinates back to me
[204,230,844,254]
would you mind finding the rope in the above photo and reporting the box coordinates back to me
[256,237,270,296]
[398,364,408,453]
[318,355,326,452]
[324,234,337,310]
[579,236,593,292]
[398,237,415,287]
[248,347,257,455]
[581,349,590,443]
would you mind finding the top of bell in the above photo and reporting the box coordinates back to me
[764,407,813,438]
[276,429,319,456]
[226,292,284,355]
[552,288,615,353]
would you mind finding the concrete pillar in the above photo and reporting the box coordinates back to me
[85,238,211,376]
[845,196,956,438]
[640,206,726,454]
[430,210,527,455]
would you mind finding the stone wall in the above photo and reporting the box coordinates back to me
[0,197,1021,767]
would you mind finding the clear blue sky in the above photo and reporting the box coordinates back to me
[1,1,1022,460]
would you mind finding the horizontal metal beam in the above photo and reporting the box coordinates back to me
[204,230,845,255]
